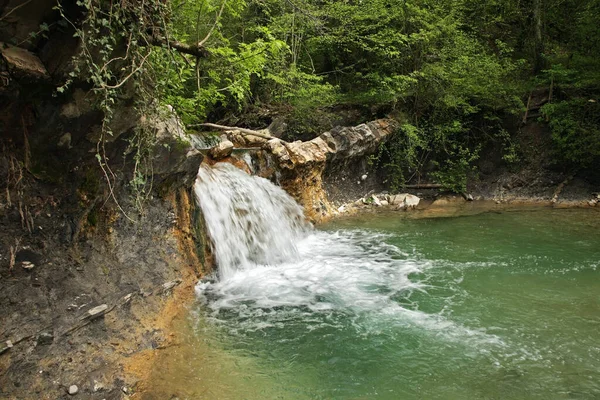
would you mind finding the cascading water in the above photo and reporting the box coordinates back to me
[150,173,600,399]
[193,163,310,280]
[192,162,500,346]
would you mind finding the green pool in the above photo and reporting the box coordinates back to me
[145,207,600,400]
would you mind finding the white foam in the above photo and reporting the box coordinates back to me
[193,164,503,349]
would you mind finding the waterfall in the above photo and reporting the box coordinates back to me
[192,162,502,349]
[193,162,310,279]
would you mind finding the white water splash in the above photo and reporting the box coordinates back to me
[193,163,503,347]
[194,163,310,279]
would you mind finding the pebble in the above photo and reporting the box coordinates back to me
[93,380,104,392]
[68,385,78,395]
[36,332,54,346]
[21,261,35,270]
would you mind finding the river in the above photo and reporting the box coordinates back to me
[144,163,600,399]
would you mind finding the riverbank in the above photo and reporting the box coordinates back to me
[0,188,207,400]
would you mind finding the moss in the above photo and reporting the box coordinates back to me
[87,207,98,226]
[80,166,101,199]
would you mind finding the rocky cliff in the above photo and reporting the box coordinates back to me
[0,4,211,399]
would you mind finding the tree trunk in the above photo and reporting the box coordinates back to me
[532,0,546,73]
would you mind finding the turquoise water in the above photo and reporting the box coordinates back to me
[146,208,600,400]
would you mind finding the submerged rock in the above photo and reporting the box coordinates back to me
[68,385,78,395]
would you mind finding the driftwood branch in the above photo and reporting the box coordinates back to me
[551,173,576,203]
[403,184,444,189]
[147,36,209,58]
[194,123,273,140]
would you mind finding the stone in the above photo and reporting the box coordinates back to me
[370,195,382,206]
[259,119,398,223]
[81,304,108,320]
[404,194,420,208]
[57,133,72,149]
[389,194,407,205]
[209,140,234,160]
[267,117,288,137]
[93,380,105,392]
[161,279,181,294]
[21,261,34,270]
[392,194,420,209]
[361,174,368,181]
[60,89,93,119]
[148,109,205,189]
[466,193,474,201]
[0,44,49,80]
[380,200,389,206]
[36,332,54,345]
[68,385,78,395]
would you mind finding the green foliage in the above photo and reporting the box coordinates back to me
[542,100,600,167]
[57,0,600,196]
[370,123,428,192]
[431,145,480,193]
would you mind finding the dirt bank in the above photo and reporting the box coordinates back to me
[0,184,208,400]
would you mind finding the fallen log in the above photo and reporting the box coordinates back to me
[403,184,444,189]
[192,123,274,140]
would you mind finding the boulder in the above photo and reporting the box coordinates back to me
[404,194,420,208]
[389,194,408,205]
[148,109,204,189]
[0,44,49,80]
[208,140,234,160]
[389,193,420,209]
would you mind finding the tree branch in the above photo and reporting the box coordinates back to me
[147,36,209,58]
[198,0,227,47]
[193,123,273,140]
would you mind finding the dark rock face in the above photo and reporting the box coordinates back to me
[0,9,207,399]
[149,111,205,190]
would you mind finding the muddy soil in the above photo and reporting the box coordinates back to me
[0,177,205,399]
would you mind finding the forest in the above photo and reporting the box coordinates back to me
[53,0,600,192]
[2,2,600,398]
